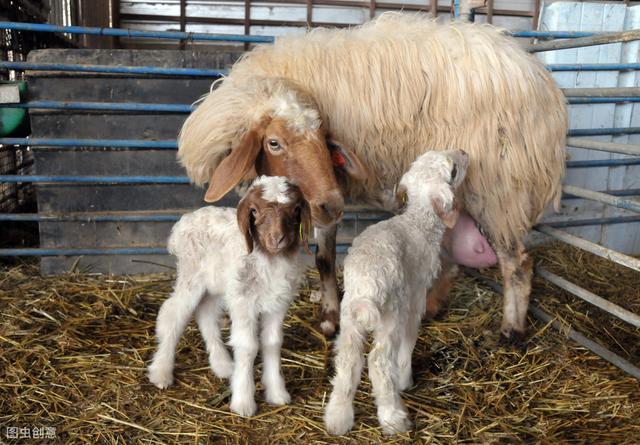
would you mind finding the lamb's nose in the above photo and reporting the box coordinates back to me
[276,234,287,248]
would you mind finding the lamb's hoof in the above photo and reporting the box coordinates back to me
[319,309,339,338]
[379,407,412,435]
[210,354,233,379]
[324,400,354,436]
[230,396,257,417]
[265,387,291,406]
[148,365,174,389]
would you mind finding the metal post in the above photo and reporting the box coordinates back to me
[563,185,640,213]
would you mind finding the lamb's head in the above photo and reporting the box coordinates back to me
[178,77,367,229]
[236,176,312,256]
[398,150,469,228]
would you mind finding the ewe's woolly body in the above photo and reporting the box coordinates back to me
[178,13,567,249]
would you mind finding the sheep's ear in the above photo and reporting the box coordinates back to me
[204,121,268,203]
[432,194,459,229]
[236,194,255,253]
[327,139,368,181]
[299,199,313,255]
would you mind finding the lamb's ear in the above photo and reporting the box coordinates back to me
[327,139,368,181]
[395,184,408,213]
[236,193,255,253]
[204,120,269,202]
[432,193,459,229]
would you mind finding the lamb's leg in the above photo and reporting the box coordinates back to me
[315,225,340,337]
[397,310,421,392]
[260,309,290,405]
[148,279,205,389]
[195,295,233,379]
[369,320,412,435]
[497,241,533,341]
[228,303,259,417]
[324,317,365,436]
[425,259,459,320]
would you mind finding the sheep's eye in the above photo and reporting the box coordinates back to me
[250,208,258,216]
[268,139,281,151]
[451,164,458,180]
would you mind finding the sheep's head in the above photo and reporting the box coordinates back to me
[398,150,469,228]
[179,77,367,229]
[236,176,312,256]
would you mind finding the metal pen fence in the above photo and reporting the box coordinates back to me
[0,20,638,379]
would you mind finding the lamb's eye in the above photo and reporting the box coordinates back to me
[250,208,258,216]
[268,139,281,151]
[451,164,458,180]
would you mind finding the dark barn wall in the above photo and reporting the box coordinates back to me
[27,48,242,274]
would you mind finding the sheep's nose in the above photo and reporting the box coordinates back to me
[311,191,344,227]
[276,234,287,248]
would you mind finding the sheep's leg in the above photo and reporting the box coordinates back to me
[425,259,459,320]
[315,224,340,337]
[228,302,259,417]
[497,241,533,341]
[195,295,233,379]
[260,309,290,405]
[369,319,412,435]
[397,310,421,392]
[324,318,365,436]
[148,280,206,389]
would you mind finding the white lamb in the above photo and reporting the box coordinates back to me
[324,150,469,435]
[148,176,311,417]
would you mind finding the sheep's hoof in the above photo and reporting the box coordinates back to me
[379,407,412,435]
[230,396,257,417]
[324,400,354,436]
[499,326,528,349]
[148,365,174,389]
[319,309,339,338]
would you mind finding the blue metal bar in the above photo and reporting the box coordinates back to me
[568,127,640,136]
[564,185,640,213]
[565,188,640,198]
[548,63,640,72]
[511,31,595,38]
[0,22,275,43]
[0,21,613,43]
[545,215,640,228]
[0,175,189,184]
[3,101,192,113]
[8,98,639,113]
[0,138,177,149]
[0,247,169,256]
[0,245,351,256]
[568,97,640,104]
[0,211,391,222]
[0,61,226,77]
[6,61,640,77]
[566,158,640,168]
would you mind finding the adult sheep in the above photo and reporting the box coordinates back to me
[178,13,567,340]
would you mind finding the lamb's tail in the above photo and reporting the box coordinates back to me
[348,298,381,333]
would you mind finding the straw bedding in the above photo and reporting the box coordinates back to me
[1,243,638,444]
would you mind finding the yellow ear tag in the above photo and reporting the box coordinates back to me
[299,222,304,241]
[402,193,407,205]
